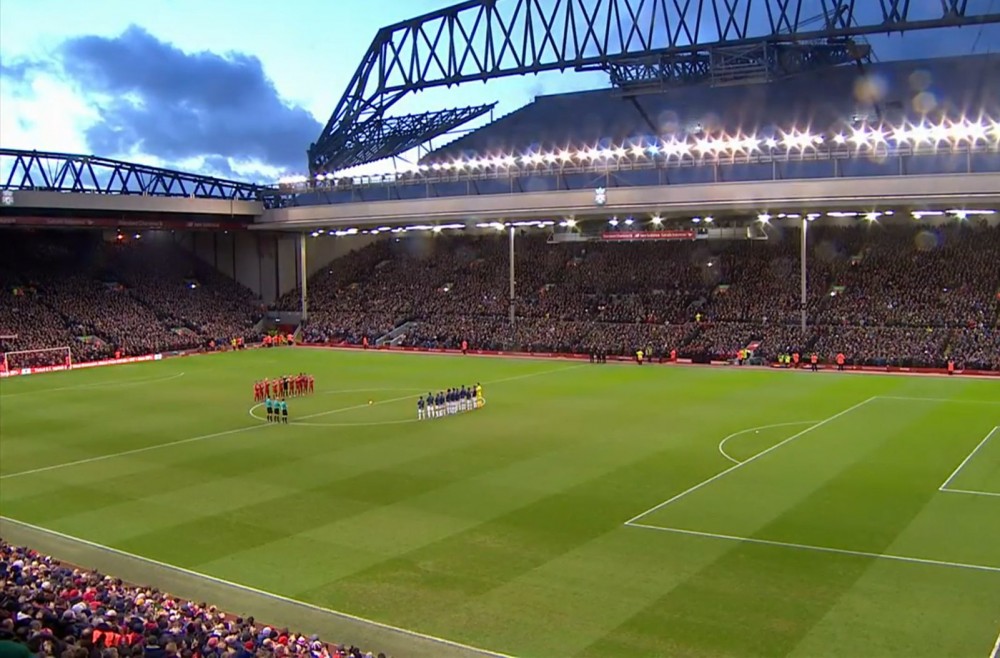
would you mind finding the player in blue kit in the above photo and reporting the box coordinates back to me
[417,396,425,420]
[280,399,288,424]
[265,397,274,422]
[436,390,445,417]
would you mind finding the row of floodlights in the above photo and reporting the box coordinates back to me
[282,118,1000,185]
[309,220,559,237]
[308,208,996,237]
[755,208,996,223]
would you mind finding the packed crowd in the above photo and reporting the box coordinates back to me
[286,224,1000,370]
[0,540,383,658]
[3,225,998,371]
[0,235,263,368]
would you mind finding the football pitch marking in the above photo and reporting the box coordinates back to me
[0,371,185,398]
[247,388,425,427]
[991,627,1000,658]
[939,426,1000,498]
[626,523,1000,574]
[0,364,582,481]
[717,421,819,465]
[625,396,879,525]
[0,516,517,658]
[626,396,1000,576]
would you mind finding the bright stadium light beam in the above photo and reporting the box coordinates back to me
[629,144,646,158]
[848,128,870,147]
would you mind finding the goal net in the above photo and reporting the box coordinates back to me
[1,345,73,372]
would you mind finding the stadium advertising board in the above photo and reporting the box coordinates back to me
[0,353,161,378]
[601,229,696,241]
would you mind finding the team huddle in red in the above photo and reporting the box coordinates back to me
[253,373,315,401]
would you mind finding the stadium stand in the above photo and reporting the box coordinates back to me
[3,222,998,371]
[0,540,382,658]
[0,234,263,366]
[286,222,1000,370]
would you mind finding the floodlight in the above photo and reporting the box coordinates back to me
[704,216,714,223]
[929,124,950,143]
[650,215,663,225]
[757,213,772,223]
[848,128,870,146]
[629,145,646,158]
[694,138,714,155]
[624,218,634,226]
[609,218,619,226]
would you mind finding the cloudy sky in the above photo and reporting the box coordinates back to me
[1,0,997,183]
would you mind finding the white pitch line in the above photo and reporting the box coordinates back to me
[939,427,999,491]
[0,424,268,481]
[0,516,517,658]
[1,364,583,481]
[717,421,819,465]
[941,488,1000,499]
[0,372,186,398]
[625,523,1000,574]
[990,626,1000,658]
[624,396,878,526]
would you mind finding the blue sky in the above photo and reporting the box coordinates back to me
[1,0,996,182]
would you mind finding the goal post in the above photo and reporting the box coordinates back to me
[1,346,73,372]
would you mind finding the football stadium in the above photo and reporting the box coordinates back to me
[1,1,1000,657]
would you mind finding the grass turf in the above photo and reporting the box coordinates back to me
[1,349,998,658]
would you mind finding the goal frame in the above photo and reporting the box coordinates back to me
[1,345,73,372]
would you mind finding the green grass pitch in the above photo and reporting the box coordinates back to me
[1,349,999,658]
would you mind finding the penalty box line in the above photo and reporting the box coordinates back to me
[626,523,1000,575]
[939,426,1000,498]
[624,396,879,526]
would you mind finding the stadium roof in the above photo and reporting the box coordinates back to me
[422,53,1000,163]
[309,0,1000,175]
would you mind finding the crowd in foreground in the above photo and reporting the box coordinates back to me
[0,541,383,658]
[284,224,1000,371]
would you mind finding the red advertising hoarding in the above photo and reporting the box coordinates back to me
[601,229,697,241]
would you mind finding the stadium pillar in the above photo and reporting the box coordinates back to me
[508,226,516,326]
[299,232,308,322]
[800,218,808,332]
